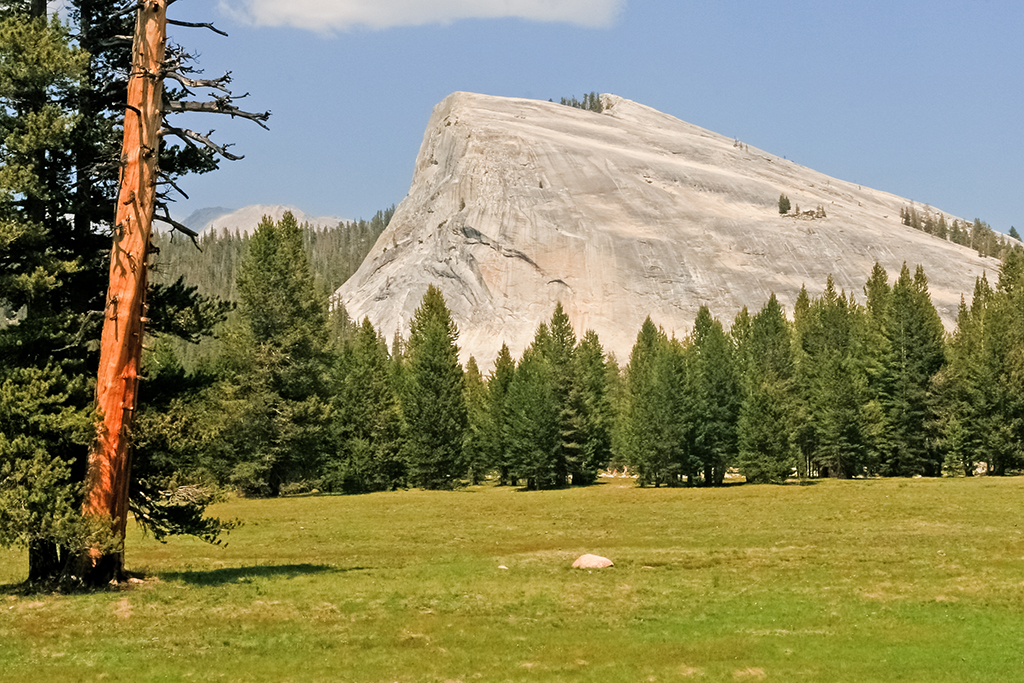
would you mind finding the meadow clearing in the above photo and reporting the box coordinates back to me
[2,476,1023,682]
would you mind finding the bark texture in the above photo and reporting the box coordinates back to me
[82,0,166,584]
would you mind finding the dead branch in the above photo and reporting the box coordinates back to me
[167,19,228,37]
[153,207,200,248]
[165,98,271,129]
[163,70,232,96]
[156,172,190,200]
[161,125,244,161]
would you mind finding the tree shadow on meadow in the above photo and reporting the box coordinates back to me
[162,563,367,586]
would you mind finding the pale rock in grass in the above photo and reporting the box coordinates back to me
[572,554,613,569]
[336,92,996,370]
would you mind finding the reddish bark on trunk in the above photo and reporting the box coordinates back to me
[82,0,166,582]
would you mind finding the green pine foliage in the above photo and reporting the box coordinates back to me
[689,306,741,486]
[615,317,665,484]
[793,277,880,478]
[462,356,492,485]
[540,302,576,486]
[488,343,516,485]
[215,212,335,496]
[558,92,603,113]
[401,285,468,490]
[325,317,405,493]
[736,294,797,483]
[877,264,946,476]
[570,330,614,485]
[778,194,791,215]
[503,342,559,490]
[939,253,1024,476]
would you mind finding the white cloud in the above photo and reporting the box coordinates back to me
[218,0,625,32]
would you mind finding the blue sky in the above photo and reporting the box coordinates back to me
[159,0,1022,233]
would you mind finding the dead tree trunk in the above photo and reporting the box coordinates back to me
[81,0,166,585]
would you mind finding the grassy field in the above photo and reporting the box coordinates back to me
[2,477,1024,682]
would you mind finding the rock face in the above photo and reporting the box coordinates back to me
[336,92,996,368]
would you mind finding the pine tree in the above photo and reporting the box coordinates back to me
[327,317,404,493]
[504,343,558,489]
[779,194,791,215]
[615,317,664,484]
[462,356,492,485]
[736,294,797,483]
[689,306,741,486]
[488,343,515,485]
[570,330,614,485]
[878,264,946,476]
[401,285,468,490]
[794,277,879,478]
[218,212,334,495]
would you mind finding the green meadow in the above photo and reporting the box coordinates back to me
[3,477,1023,682]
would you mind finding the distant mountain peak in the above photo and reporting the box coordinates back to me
[182,204,345,236]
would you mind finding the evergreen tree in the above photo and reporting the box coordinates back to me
[327,317,404,493]
[736,294,797,483]
[779,194,791,215]
[570,330,614,485]
[878,264,946,476]
[462,356,492,485]
[488,343,515,485]
[794,277,879,478]
[504,342,558,489]
[689,306,741,486]
[401,285,467,489]
[217,212,334,495]
[615,317,664,484]
[540,302,577,486]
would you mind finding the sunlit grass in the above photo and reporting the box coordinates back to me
[3,477,1024,682]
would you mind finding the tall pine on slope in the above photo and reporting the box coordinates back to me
[736,294,797,483]
[217,212,334,495]
[401,285,467,490]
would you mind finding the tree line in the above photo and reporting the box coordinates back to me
[128,212,1024,503]
[900,205,1016,260]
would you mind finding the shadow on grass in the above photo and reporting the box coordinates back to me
[162,563,367,586]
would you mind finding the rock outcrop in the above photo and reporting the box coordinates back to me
[336,92,996,368]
